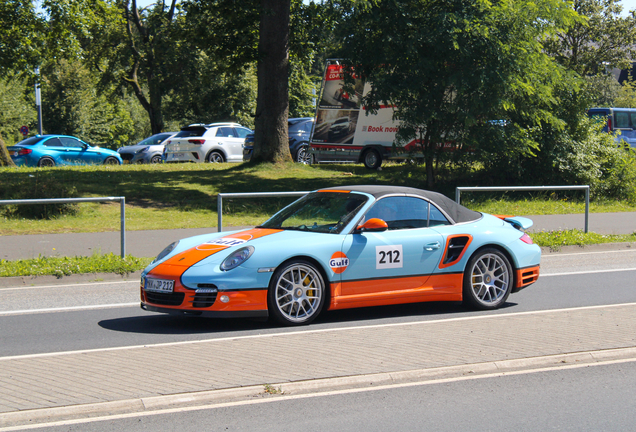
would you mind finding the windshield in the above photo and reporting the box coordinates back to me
[260,192,368,234]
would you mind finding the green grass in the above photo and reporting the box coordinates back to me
[0,253,153,278]
[1,162,635,277]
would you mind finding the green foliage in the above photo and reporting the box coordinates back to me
[0,0,44,74]
[586,74,622,107]
[544,0,636,76]
[0,253,152,277]
[613,80,636,108]
[0,76,37,146]
[338,0,578,187]
[0,170,80,219]
[41,59,134,149]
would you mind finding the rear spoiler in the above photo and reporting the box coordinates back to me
[493,215,534,230]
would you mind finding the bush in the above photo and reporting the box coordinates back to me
[0,171,80,219]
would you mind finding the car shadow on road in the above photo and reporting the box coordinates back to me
[97,301,518,335]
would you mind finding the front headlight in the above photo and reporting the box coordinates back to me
[220,246,255,271]
[136,146,150,154]
[152,241,179,264]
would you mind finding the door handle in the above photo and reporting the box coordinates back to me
[424,242,441,251]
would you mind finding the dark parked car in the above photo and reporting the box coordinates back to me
[242,117,314,163]
[7,135,122,167]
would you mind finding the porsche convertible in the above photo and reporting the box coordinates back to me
[140,186,541,326]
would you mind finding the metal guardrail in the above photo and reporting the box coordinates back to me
[455,185,590,233]
[0,197,127,257]
[217,192,309,232]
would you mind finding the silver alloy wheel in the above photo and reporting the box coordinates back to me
[207,151,224,163]
[296,145,310,164]
[150,155,162,164]
[104,157,119,165]
[273,263,324,324]
[468,253,510,306]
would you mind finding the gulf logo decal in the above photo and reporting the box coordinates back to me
[330,251,350,274]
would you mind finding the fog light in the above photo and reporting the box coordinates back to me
[220,295,230,303]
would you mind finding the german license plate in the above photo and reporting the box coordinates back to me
[144,278,174,293]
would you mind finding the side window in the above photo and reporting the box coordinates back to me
[614,111,630,129]
[364,196,429,230]
[43,138,63,147]
[429,205,450,227]
[59,137,84,148]
[234,127,251,138]
[630,112,636,129]
[215,127,235,138]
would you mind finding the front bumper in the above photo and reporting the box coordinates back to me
[141,303,268,318]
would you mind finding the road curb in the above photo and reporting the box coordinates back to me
[2,347,636,429]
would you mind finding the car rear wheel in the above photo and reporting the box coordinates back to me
[207,151,225,163]
[150,155,162,164]
[268,260,325,326]
[295,145,310,164]
[363,148,382,169]
[37,157,55,167]
[463,248,512,310]
[104,157,120,165]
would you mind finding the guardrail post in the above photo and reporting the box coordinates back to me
[217,195,223,233]
[120,197,126,257]
[584,186,589,234]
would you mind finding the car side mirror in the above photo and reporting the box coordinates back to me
[356,218,388,233]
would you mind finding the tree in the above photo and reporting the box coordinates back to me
[544,0,636,77]
[0,134,16,167]
[339,0,578,188]
[183,0,334,163]
[0,0,44,75]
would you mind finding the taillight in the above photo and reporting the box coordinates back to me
[18,148,32,156]
[608,117,613,131]
[188,139,205,145]
[520,233,533,244]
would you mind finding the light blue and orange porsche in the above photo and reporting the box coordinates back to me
[141,186,540,326]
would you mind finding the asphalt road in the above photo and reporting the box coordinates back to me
[34,361,636,432]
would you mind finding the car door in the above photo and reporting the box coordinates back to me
[58,137,96,164]
[41,137,66,162]
[613,109,636,147]
[337,196,446,306]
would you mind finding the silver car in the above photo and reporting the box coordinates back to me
[164,123,252,163]
[118,132,177,164]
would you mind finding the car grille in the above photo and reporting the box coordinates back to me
[120,153,134,162]
[145,291,185,306]
[192,285,218,308]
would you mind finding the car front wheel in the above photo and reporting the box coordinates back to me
[207,151,225,163]
[295,145,311,164]
[463,248,513,310]
[150,155,162,164]
[104,157,120,165]
[268,260,326,326]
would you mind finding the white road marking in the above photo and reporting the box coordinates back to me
[0,303,139,317]
[541,268,636,277]
[2,302,636,362]
[2,355,635,431]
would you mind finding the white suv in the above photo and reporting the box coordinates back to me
[163,123,253,163]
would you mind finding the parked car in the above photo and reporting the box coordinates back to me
[117,132,177,164]
[7,135,122,167]
[242,117,314,163]
[140,185,540,326]
[163,123,252,163]
[587,107,636,147]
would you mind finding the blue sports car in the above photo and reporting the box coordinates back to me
[141,186,541,326]
[7,135,122,167]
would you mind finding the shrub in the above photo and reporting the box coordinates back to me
[0,171,80,219]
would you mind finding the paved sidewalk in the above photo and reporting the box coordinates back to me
[1,213,635,261]
[1,303,636,428]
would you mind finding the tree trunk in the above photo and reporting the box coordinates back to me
[252,0,291,163]
[0,134,16,167]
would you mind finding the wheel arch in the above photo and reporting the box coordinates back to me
[206,148,227,161]
[463,243,518,287]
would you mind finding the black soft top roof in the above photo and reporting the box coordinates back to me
[323,185,482,224]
